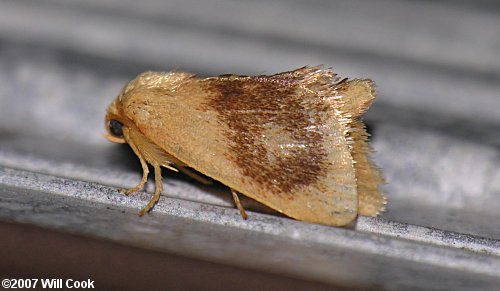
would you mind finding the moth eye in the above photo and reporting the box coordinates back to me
[109,119,124,137]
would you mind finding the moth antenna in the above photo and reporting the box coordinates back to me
[103,132,126,144]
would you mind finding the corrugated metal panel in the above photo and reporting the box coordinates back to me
[0,0,499,289]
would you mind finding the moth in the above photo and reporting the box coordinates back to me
[105,66,385,227]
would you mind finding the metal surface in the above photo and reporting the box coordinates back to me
[0,0,499,290]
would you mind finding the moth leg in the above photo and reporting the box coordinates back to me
[139,164,163,216]
[230,189,248,220]
[119,141,150,196]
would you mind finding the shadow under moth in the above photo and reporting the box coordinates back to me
[105,65,386,227]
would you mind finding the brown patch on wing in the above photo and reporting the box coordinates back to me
[202,71,329,196]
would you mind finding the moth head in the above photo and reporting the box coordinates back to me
[104,99,127,144]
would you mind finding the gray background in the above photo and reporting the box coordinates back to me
[0,0,499,290]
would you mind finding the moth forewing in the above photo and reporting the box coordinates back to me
[105,66,384,226]
[334,79,386,216]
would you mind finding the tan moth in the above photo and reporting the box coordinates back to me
[104,66,386,226]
